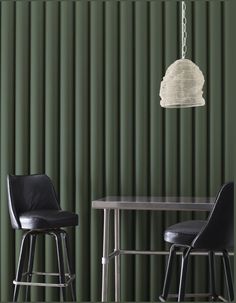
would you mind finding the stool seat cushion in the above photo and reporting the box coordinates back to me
[19,210,79,230]
[164,220,207,245]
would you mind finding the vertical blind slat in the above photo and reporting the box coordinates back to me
[15,3,30,301]
[134,1,149,301]
[105,1,119,300]
[60,4,75,301]
[224,1,235,181]
[164,1,179,294]
[120,1,135,301]
[209,2,222,194]
[0,2,15,301]
[45,1,59,301]
[75,1,90,301]
[31,2,46,301]
[209,1,224,295]
[224,0,236,288]
[149,1,164,300]
[90,1,104,300]
[179,1,194,294]
[194,1,208,295]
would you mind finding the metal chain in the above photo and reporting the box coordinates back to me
[182,1,187,59]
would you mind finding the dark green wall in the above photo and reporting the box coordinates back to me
[0,0,235,302]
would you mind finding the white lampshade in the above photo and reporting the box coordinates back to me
[160,59,205,108]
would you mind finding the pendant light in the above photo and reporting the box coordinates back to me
[160,1,205,108]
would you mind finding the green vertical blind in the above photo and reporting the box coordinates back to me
[0,1,235,302]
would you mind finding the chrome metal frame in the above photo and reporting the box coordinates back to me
[114,209,121,301]
[101,209,234,302]
[14,272,75,287]
[101,209,110,302]
[13,228,76,302]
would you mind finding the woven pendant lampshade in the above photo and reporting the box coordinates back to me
[159,1,205,108]
[160,59,205,108]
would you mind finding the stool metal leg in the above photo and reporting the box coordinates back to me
[208,251,217,300]
[178,247,191,302]
[13,229,77,302]
[63,231,76,301]
[159,244,177,301]
[54,232,66,302]
[114,209,121,302]
[25,234,36,301]
[13,233,29,302]
[222,250,234,302]
[101,209,110,302]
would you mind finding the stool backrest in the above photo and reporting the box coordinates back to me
[192,182,234,250]
[7,174,60,229]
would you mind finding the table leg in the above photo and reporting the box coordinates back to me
[102,209,110,302]
[114,209,121,302]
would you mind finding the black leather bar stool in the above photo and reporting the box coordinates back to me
[7,174,78,302]
[159,182,234,302]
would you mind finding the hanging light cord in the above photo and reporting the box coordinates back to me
[182,1,187,59]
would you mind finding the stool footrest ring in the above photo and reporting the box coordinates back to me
[14,272,75,288]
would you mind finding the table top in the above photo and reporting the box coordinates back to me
[92,196,215,211]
